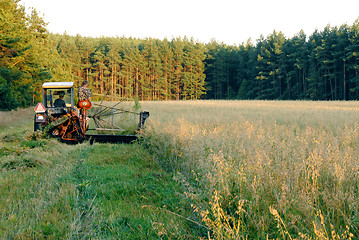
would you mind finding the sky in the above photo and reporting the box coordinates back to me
[20,0,359,45]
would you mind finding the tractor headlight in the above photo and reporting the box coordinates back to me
[35,114,46,123]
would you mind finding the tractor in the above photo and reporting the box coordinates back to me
[34,82,149,144]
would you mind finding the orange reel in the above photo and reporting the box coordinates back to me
[77,100,92,110]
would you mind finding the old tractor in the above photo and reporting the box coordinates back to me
[34,82,149,144]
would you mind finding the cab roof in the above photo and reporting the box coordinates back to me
[42,82,74,89]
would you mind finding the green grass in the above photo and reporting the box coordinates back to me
[0,116,204,239]
[5,100,358,239]
[69,143,203,239]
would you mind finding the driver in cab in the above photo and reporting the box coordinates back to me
[54,92,66,108]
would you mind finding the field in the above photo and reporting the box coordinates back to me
[1,101,359,239]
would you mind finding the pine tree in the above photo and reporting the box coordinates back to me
[171,38,184,100]
[346,19,359,99]
[0,0,53,109]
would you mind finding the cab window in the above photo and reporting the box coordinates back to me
[46,89,71,108]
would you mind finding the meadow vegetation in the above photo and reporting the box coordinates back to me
[141,100,359,239]
[0,111,201,239]
[1,100,359,239]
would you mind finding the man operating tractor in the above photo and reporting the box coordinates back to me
[54,91,66,108]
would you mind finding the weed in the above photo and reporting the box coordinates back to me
[2,101,359,239]
[142,100,359,239]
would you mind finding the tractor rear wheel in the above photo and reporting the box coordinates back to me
[34,115,41,131]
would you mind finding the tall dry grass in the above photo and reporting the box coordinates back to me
[141,100,359,239]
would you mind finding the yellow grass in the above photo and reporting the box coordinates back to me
[141,100,359,239]
[1,101,357,238]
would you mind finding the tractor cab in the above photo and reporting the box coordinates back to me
[42,82,74,115]
[34,82,75,131]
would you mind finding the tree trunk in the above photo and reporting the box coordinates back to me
[343,61,346,100]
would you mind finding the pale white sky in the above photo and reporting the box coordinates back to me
[20,0,359,45]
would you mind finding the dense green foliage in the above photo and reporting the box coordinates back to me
[51,34,206,101]
[1,0,359,110]
[0,0,55,110]
[53,22,359,101]
[206,25,359,100]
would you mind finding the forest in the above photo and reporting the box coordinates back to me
[1,0,359,110]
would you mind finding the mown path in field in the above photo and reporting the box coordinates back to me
[0,116,204,239]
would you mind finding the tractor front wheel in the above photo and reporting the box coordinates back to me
[34,116,41,131]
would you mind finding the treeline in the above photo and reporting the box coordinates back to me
[51,35,206,101]
[56,19,359,101]
[0,0,53,110]
[206,23,359,100]
[1,0,359,111]
[1,0,207,110]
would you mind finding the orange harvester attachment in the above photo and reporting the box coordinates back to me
[34,82,149,144]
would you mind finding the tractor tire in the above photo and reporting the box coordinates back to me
[34,115,41,131]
